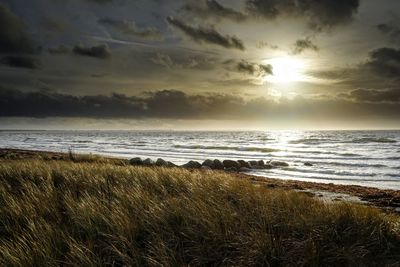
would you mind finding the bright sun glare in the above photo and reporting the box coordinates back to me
[263,57,307,84]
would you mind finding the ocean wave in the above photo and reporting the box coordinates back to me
[290,137,397,145]
[71,139,93,143]
[349,137,397,144]
[291,150,361,157]
[261,172,400,183]
[289,138,329,144]
[289,160,388,168]
[174,144,279,153]
[279,167,377,177]
[258,136,275,141]
[340,153,361,156]
[135,141,147,144]
[387,156,400,160]
[330,162,387,168]
[23,137,37,142]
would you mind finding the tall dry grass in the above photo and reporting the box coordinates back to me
[0,158,399,266]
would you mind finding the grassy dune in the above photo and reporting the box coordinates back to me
[0,156,399,266]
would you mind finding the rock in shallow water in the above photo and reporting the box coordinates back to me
[304,162,313,166]
[270,161,289,167]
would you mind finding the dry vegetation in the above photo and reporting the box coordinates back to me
[0,155,399,266]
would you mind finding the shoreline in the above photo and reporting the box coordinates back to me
[1,147,399,212]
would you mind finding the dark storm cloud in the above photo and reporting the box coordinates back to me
[307,68,359,81]
[84,0,113,4]
[291,37,319,55]
[0,88,258,119]
[237,60,273,76]
[0,88,243,119]
[377,23,400,43]
[41,17,66,33]
[256,41,279,50]
[183,0,246,22]
[245,0,359,31]
[309,47,400,86]
[0,56,40,69]
[149,52,218,70]
[0,3,36,54]
[150,53,175,68]
[98,18,163,40]
[0,89,144,118]
[342,88,400,103]
[166,16,245,50]
[365,47,400,78]
[72,44,111,59]
[145,90,202,117]
[48,45,70,54]
[1,88,399,120]
[224,59,273,77]
[0,88,280,119]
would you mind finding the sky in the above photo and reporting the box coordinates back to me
[0,0,399,130]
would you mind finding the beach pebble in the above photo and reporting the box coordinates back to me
[182,160,202,169]
[129,157,143,165]
[223,160,240,169]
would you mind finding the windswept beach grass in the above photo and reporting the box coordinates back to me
[0,154,399,266]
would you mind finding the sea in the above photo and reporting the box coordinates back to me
[1,130,399,190]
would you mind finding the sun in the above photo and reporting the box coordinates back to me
[263,56,307,84]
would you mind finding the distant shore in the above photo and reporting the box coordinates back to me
[0,147,399,212]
